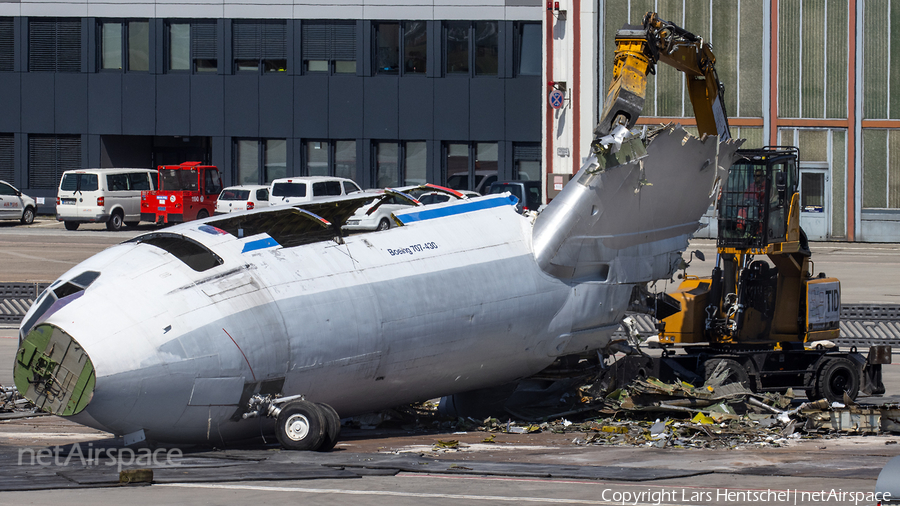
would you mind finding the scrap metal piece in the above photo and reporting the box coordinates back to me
[533,125,742,280]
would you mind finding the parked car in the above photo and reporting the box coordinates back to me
[57,168,157,231]
[269,176,362,206]
[215,185,271,215]
[344,185,473,232]
[446,170,497,195]
[487,180,542,214]
[0,180,36,225]
[344,192,409,231]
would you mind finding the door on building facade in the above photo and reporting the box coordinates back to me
[798,166,829,241]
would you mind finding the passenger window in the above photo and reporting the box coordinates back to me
[0,183,14,196]
[312,182,327,196]
[325,181,342,195]
[343,181,360,194]
[129,173,151,191]
[257,189,268,200]
[107,174,129,191]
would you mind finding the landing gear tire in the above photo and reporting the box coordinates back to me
[106,212,124,231]
[814,357,859,403]
[376,218,390,231]
[703,358,751,388]
[315,402,341,452]
[64,221,79,231]
[275,400,326,451]
[21,207,34,225]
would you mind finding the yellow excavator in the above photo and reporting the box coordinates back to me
[595,12,887,403]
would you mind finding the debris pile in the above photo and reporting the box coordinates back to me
[1,386,37,417]
[378,362,900,449]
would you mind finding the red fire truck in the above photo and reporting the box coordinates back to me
[141,162,222,224]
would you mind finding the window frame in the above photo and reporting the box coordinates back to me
[232,19,287,74]
[371,140,427,188]
[443,141,498,193]
[301,140,358,180]
[444,20,499,77]
[233,138,288,185]
[97,18,150,73]
[372,20,427,77]
[167,20,218,74]
[302,20,358,75]
[514,21,541,77]
[0,17,14,72]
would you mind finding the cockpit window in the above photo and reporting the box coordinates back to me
[20,271,101,339]
[131,233,223,272]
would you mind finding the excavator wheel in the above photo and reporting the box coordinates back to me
[703,358,751,388]
[812,357,859,403]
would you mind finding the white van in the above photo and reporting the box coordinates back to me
[268,176,362,206]
[57,168,157,231]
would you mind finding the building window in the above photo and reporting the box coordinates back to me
[513,143,540,180]
[28,18,82,72]
[169,20,217,73]
[303,140,357,179]
[373,21,426,76]
[233,20,287,73]
[445,21,498,76]
[235,138,286,185]
[445,142,497,193]
[372,141,426,188]
[0,18,13,72]
[515,22,540,76]
[98,20,149,71]
[445,21,468,75]
[0,134,13,183]
[302,20,356,74]
[862,129,900,209]
[28,135,81,189]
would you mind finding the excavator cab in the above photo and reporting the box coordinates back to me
[717,147,798,250]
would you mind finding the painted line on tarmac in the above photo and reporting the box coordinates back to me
[0,250,78,265]
[155,483,700,506]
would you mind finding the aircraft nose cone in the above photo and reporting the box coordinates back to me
[13,324,96,416]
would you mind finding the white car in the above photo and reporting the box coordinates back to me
[344,192,409,231]
[215,185,270,214]
[0,180,36,225]
[269,176,362,206]
[344,185,472,232]
[56,168,157,231]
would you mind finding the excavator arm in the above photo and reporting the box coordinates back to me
[593,12,731,151]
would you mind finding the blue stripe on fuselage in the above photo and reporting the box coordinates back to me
[242,236,280,253]
[396,194,518,224]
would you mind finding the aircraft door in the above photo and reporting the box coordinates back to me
[799,166,828,241]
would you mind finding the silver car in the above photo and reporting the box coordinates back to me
[0,180,36,225]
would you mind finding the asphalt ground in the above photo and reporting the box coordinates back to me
[2,218,900,504]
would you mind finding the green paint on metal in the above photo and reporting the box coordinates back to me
[13,324,96,416]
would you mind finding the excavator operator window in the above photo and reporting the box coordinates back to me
[717,162,768,249]
[766,163,787,242]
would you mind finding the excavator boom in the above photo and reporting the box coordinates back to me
[594,12,731,143]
